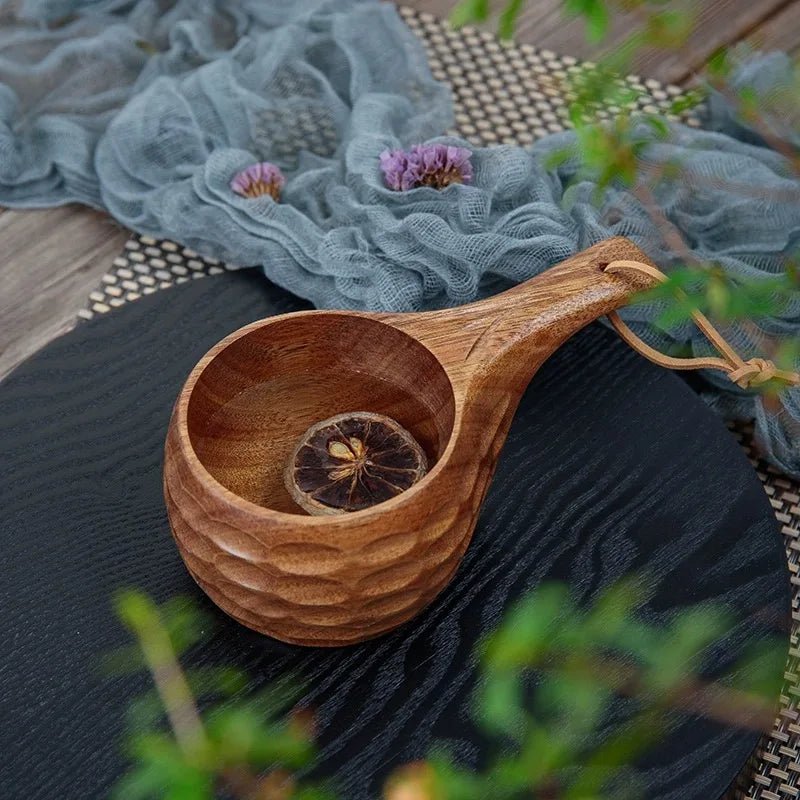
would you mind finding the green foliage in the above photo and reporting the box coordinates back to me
[113,733,213,800]
[498,0,526,40]
[446,0,800,355]
[668,87,705,115]
[419,579,776,800]
[574,114,655,192]
[706,47,732,80]
[564,0,610,43]
[363,578,781,800]
[110,582,781,800]
[449,0,489,29]
[640,9,692,49]
[110,590,332,800]
[637,264,799,328]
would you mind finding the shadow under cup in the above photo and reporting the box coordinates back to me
[186,314,456,514]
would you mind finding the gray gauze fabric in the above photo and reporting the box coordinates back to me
[0,1,798,477]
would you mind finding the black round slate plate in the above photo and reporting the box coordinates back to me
[0,271,790,800]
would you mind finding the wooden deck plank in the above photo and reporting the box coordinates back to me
[625,0,796,84]
[747,0,800,55]
[520,0,793,84]
[0,205,128,380]
[405,0,798,84]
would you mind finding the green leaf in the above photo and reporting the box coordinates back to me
[563,0,585,16]
[114,590,212,658]
[488,749,545,797]
[450,0,490,29]
[162,774,213,800]
[481,582,573,669]
[585,0,609,43]
[115,588,160,633]
[775,336,800,370]
[737,85,760,120]
[706,47,731,79]
[563,710,662,798]
[706,276,730,319]
[514,722,572,785]
[206,706,315,770]
[426,751,488,800]
[476,671,526,738]
[498,0,527,39]
[186,665,249,699]
[563,0,610,43]
[293,786,341,800]
[643,606,731,691]
[160,596,213,655]
[538,671,610,731]
[586,578,647,634]
[732,639,788,699]
[643,115,670,139]
[118,733,213,800]
[655,294,703,329]
[112,764,167,800]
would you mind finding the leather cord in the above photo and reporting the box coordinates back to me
[604,259,800,390]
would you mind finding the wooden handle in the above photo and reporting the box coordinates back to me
[385,237,659,389]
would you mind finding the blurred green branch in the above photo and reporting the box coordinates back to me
[110,590,333,800]
[449,0,800,372]
[109,581,782,800]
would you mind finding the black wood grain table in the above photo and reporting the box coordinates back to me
[0,270,790,800]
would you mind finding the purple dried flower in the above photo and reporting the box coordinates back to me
[380,149,415,191]
[380,143,473,191]
[230,162,285,200]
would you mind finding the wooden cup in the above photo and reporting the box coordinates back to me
[164,237,657,646]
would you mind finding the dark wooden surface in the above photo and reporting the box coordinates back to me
[0,271,789,799]
[0,0,798,380]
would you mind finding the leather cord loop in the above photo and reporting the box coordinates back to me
[603,259,800,391]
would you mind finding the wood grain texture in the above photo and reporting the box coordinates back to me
[164,238,660,646]
[747,1,800,55]
[0,268,788,800]
[408,0,798,84]
[0,205,128,380]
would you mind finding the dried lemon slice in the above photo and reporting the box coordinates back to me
[285,411,428,515]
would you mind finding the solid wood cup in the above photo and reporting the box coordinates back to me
[164,237,657,646]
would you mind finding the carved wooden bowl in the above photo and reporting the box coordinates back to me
[164,237,656,646]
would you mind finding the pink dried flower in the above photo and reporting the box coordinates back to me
[380,144,473,191]
[230,162,285,200]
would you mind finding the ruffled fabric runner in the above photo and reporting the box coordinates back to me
[1,0,798,476]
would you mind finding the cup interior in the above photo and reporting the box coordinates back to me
[186,313,456,514]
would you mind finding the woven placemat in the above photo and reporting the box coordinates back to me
[77,8,799,799]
